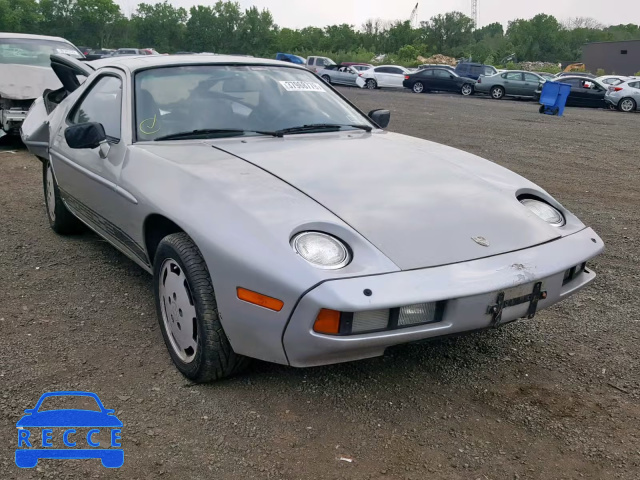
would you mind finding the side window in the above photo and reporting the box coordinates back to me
[485,67,496,76]
[420,69,433,76]
[433,69,450,78]
[505,72,523,81]
[388,68,403,75]
[375,67,388,74]
[70,76,122,141]
[629,81,640,89]
[564,79,580,88]
[308,58,315,66]
[471,66,483,76]
[524,73,540,82]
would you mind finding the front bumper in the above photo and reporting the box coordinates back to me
[283,228,603,367]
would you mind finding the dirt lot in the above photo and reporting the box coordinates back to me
[1,90,639,480]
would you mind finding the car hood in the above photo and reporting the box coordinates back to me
[212,131,562,270]
[0,64,62,100]
[16,409,123,427]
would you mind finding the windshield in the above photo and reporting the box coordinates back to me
[135,65,371,141]
[0,38,82,67]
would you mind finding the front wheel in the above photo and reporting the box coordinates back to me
[461,83,474,96]
[153,233,250,382]
[321,74,331,84]
[42,160,83,234]
[412,82,424,93]
[366,79,377,90]
[490,86,505,100]
[618,98,637,112]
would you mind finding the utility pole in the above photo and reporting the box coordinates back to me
[471,0,478,28]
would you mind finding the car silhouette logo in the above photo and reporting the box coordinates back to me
[15,391,123,468]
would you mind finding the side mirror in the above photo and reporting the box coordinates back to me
[65,122,110,158]
[368,109,390,129]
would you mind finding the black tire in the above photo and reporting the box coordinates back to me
[412,81,424,93]
[321,74,331,84]
[366,79,377,89]
[539,105,546,114]
[490,86,505,100]
[42,160,83,234]
[153,232,250,383]
[618,97,636,112]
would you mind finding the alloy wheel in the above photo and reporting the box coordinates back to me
[46,164,56,222]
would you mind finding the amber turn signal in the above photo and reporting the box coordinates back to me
[313,309,341,335]
[237,287,284,312]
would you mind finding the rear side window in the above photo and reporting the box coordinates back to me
[471,66,483,75]
[388,67,403,75]
[375,67,389,73]
[564,79,582,87]
[504,72,523,81]
[484,67,496,76]
[524,73,540,82]
[433,69,451,78]
[420,69,433,76]
[628,81,639,89]
[308,58,315,66]
[69,76,122,140]
[456,64,468,73]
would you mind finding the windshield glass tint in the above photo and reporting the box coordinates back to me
[135,65,370,141]
[0,38,82,66]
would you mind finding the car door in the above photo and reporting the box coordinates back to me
[334,67,350,85]
[523,73,542,96]
[583,81,606,108]
[49,70,137,257]
[417,69,434,89]
[373,67,389,86]
[503,72,525,95]
[431,69,453,91]
[563,78,584,106]
[386,67,406,87]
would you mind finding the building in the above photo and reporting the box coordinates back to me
[582,40,640,76]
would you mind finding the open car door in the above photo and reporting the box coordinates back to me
[21,54,95,160]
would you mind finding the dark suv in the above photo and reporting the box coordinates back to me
[455,62,497,80]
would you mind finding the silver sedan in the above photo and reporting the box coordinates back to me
[316,65,362,86]
[21,54,603,382]
[475,70,546,99]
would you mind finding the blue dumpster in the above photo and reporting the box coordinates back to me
[539,81,571,116]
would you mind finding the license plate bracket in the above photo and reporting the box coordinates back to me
[487,282,547,327]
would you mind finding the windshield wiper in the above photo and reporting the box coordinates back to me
[154,129,281,141]
[274,124,373,136]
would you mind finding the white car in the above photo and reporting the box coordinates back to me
[596,75,630,86]
[358,65,410,89]
[604,78,640,112]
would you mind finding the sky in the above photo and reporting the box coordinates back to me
[118,0,637,29]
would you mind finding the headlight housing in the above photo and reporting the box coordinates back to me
[291,232,351,269]
[520,198,565,226]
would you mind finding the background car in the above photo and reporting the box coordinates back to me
[455,62,497,80]
[596,75,630,86]
[112,48,146,56]
[554,71,596,79]
[85,49,115,60]
[535,72,556,81]
[306,56,335,73]
[275,52,305,64]
[537,77,608,108]
[403,67,475,96]
[417,64,455,72]
[317,65,361,86]
[359,65,410,89]
[475,71,545,100]
[0,32,83,136]
[605,79,640,112]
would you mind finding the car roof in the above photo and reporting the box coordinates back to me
[0,32,72,43]
[87,54,309,73]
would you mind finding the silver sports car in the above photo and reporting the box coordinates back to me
[21,54,604,382]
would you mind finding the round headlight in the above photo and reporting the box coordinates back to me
[520,198,565,226]
[291,232,351,269]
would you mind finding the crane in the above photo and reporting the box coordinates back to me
[409,3,419,28]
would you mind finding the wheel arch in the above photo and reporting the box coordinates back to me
[143,214,186,264]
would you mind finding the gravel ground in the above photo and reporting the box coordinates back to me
[1,90,639,480]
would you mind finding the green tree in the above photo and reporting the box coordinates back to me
[73,0,124,47]
[238,6,276,56]
[423,12,474,57]
[131,1,187,52]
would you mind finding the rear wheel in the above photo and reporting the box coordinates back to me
[618,98,636,112]
[461,83,473,96]
[154,232,249,382]
[321,74,331,84]
[366,79,377,90]
[490,86,505,99]
[412,82,424,93]
[42,160,83,234]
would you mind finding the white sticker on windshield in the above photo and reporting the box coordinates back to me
[56,48,79,56]
[279,81,326,92]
